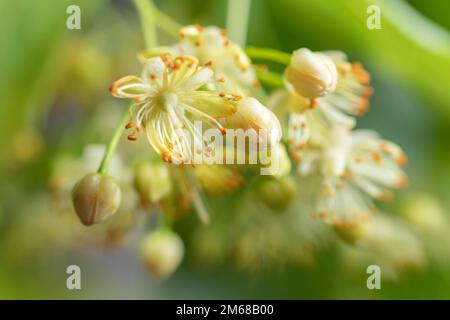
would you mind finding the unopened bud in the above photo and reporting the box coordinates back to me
[134,162,172,204]
[140,230,184,279]
[255,176,297,211]
[232,97,282,149]
[285,48,338,98]
[71,173,122,226]
[333,220,368,245]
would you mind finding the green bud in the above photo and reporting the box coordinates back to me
[255,176,297,211]
[134,162,172,204]
[333,220,368,245]
[71,173,122,226]
[140,230,184,279]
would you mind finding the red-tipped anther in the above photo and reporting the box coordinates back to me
[127,134,137,141]
[219,92,226,98]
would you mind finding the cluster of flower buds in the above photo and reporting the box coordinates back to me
[67,22,411,277]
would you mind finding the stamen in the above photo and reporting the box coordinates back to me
[125,122,134,129]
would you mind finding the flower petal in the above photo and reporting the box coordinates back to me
[141,57,166,85]
[180,67,213,91]
[180,91,236,118]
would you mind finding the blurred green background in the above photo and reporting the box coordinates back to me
[0,0,449,299]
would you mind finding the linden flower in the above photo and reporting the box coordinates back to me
[285,48,338,99]
[300,127,408,224]
[139,25,259,95]
[110,54,239,163]
[271,50,374,154]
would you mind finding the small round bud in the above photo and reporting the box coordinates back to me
[232,97,282,149]
[134,162,172,204]
[255,176,297,211]
[140,230,184,279]
[285,48,338,99]
[71,173,122,226]
[333,220,368,245]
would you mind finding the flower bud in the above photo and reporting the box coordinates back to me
[140,230,184,279]
[229,97,282,149]
[285,48,338,98]
[134,162,172,204]
[71,173,122,226]
[255,176,297,211]
[333,220,369,245]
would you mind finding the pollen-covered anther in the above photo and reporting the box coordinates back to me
[371,152,383,164]
[354,156,364,164]
[219,92,239,100]
[396,175,409,188]
[194,40,202,47]
[127,134,137,141]
[162,154,172,163]
[291,153,302,163]
[205,60,213,67]
[357,98,369,115]
[364,86,374,97]
[161,53,172,63]
[340,171,350,179]
[352,62,370,85]
[251,80,260,88]
[396,153,408,167]
[310,99,317,108]
[125,122,134,129]
[194,24,204,32]
[217,77,225,83]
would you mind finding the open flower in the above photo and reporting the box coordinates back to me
[139,25,259,95]
[300,127,408,224]
[110,54,238,164]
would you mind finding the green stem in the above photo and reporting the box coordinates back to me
[255,69,284,88]
[246,46,291,65]
[97,109,130,175]
[226,0,252,46]
[157,212,173,231]
[133,0,158,48]
[153,4,181,37]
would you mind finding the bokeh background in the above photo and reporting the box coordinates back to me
[0,0,449,299]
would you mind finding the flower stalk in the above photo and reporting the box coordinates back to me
[246,46,291,65]
[226,0,252,46]
[97,109,130,175]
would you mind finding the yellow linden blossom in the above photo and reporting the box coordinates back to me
[110,54,239,164]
